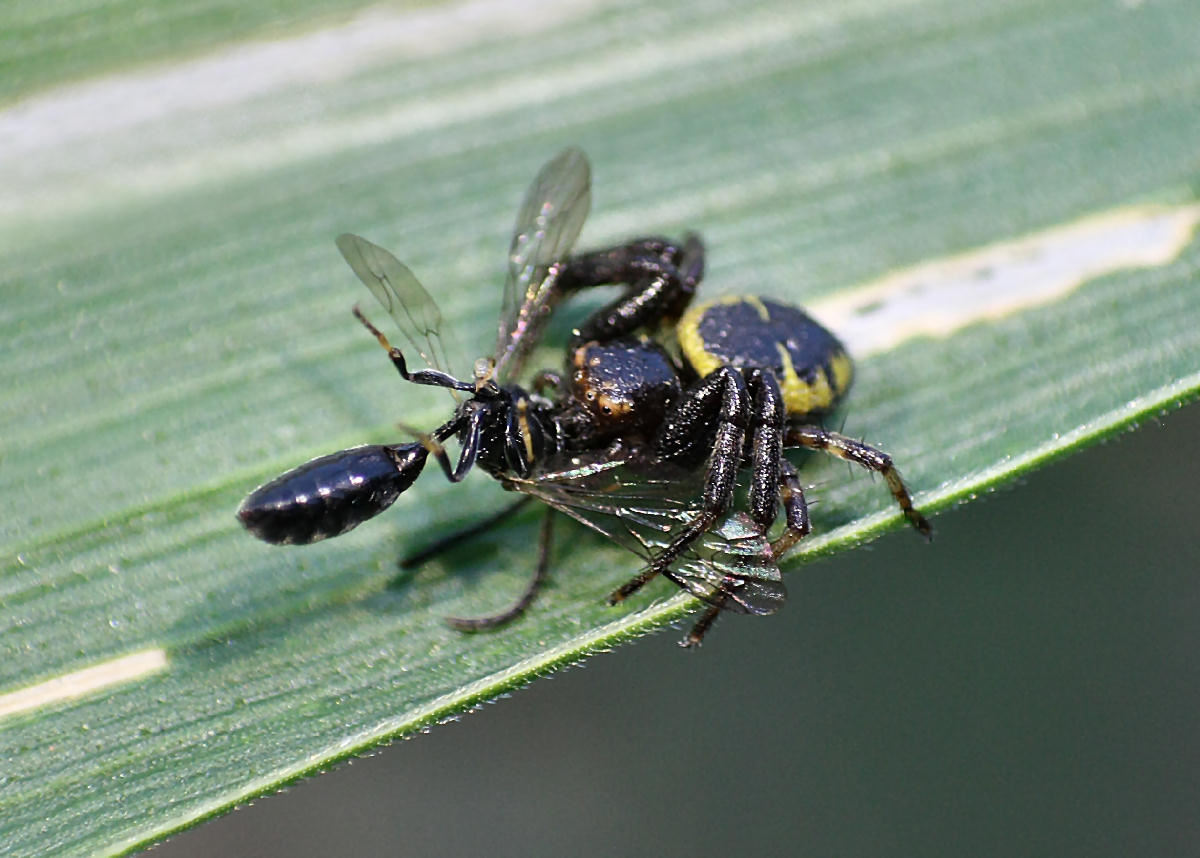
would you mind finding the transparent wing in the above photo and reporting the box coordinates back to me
[336,232,453,373]
[505,450,786,616]
[493,147,592,380]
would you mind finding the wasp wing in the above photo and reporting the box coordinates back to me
[336,232,453,373]
[663,514,786,616]
[492,147,592,380]
[505,450,785,616]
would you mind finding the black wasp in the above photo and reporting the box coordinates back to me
[238,147,931,646]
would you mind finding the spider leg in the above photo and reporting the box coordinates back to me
[672,371,786,645]
[785,426,932,538]
[530,369,564,396]
[770,458,811,558]
[558,236,687,289]
[608,367,750,604]
[559,236,704,346]
[446,506,556,631]
[676,233,705,292]
[679,486,790,646]
[745,369,786,534]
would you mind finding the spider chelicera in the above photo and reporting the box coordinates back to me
[238,148,930,646]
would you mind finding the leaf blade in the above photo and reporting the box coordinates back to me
[2,0,1200,855]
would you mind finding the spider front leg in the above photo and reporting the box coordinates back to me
[560,234,705,346]
[559,236,694,292]
[608,366,753,605]
[784,426,932,538]
[682,443,813,648]
[744,369,786,535]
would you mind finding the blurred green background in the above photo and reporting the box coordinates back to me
[156,402,1200,857]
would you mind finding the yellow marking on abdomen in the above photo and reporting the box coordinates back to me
[676,296,726,378]
[743,295,771,321]
[777,343,838,415]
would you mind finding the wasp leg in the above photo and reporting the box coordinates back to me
[785,426,932,538]
[561,235,705,346]
[446,507,555,631]
[417,409,485,484]
[680,597,726,648]
[607,566,659,605]
[401,496,534,568]
[770,458,811,558]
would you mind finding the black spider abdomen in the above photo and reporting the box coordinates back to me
[676,295,853,420]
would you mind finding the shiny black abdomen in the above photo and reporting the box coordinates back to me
[238,444,427,544]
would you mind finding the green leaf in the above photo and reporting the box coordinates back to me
[2,0,1198,855]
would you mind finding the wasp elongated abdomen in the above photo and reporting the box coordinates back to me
[238,443,428,545]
